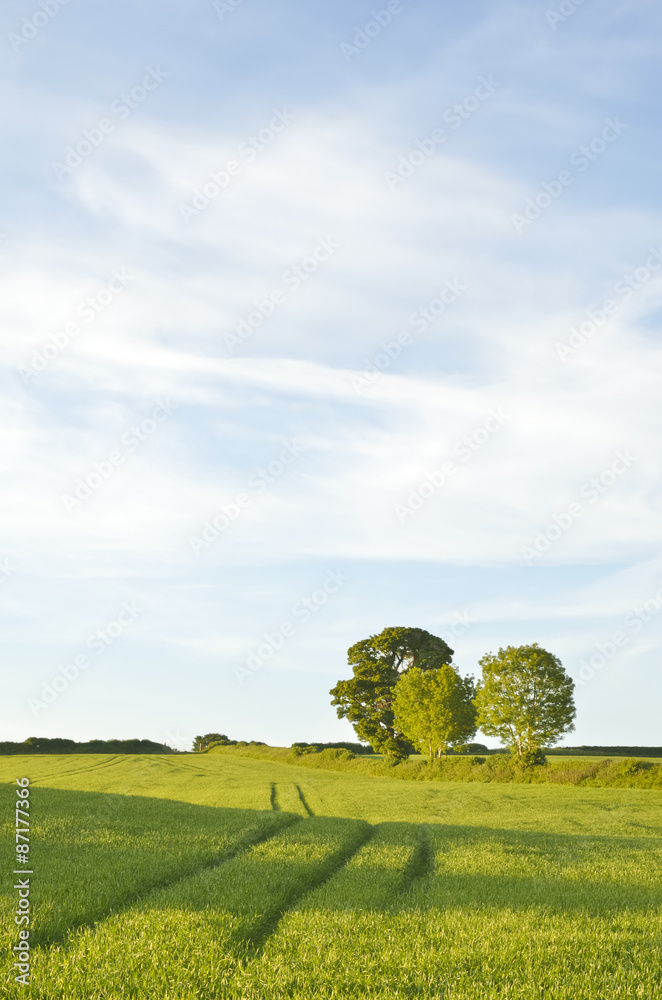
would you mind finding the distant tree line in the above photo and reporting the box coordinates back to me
[0,737,177,755]
[192,735,379,755]
[290,742,377,755]
[330,627,576,766]
[192,734,269,752]
[544,746,662,758]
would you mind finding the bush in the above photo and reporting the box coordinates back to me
[205,742,662,789]
[516,748,548,768]
[291,741,374,755]
[308,748,356,764]
[619,757,649,776]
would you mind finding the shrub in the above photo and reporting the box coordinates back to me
[516,748,548,768]
[619,758,648,776]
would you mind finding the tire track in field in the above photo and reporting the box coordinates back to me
[239,822,375,963]
[144,756,201,773]
[154,754,268,780]
[399,824,434,891]
[295,785,314,816]
[27,755,127,783]
[234,822,432,987]
[35,813,303,953]
[29,757,154,798]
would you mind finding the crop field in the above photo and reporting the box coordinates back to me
[2,753,662,998]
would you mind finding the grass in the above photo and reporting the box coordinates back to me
[0,781,292,993]
[234,824,662,999]
[3,752,661,831]
[1,752,662,997]
[30,816,369,999]
[2,787,290,945]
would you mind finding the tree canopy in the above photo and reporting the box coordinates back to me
[329,626,454,758]
[475,643,575,760]
[193,733,231,752]
[392,665,477,758]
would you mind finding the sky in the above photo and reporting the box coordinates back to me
[1,0,661,751]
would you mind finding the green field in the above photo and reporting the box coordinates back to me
[2,753,662,998]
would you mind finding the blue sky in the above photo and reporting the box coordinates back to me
[1,0,661,750]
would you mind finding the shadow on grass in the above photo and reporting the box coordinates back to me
[3,785,300,947]
[5,787,662,960]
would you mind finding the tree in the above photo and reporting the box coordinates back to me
[475,644,575,762]
[392,665,477,758]
[329,627,454,759]
[193,733,230,752]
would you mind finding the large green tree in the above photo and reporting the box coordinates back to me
[475,643,575,761]
[330,627,454,759]
[392,665,477,758]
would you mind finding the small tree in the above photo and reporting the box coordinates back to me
[193,733,230,752]
[475,644,575,762]
[330,627,454,759]
[392,665,477,758]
